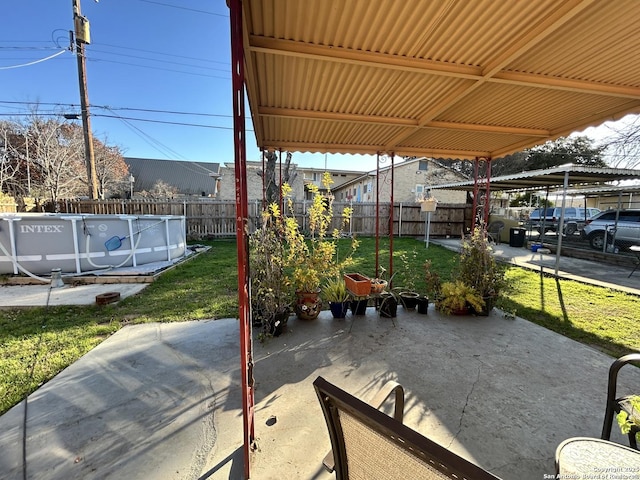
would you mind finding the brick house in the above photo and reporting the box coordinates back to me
[332,158,468,204]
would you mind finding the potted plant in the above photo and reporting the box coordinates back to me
[249,207,292,336]
[616,395,640,444]
[419,260,442,315]
[323,275,350,319]
[281,175,358,320]
[457,226,507,315]
[435,280,484,315]
[378,282,399,318]
[378,291,398,318]
[395,249,421,309]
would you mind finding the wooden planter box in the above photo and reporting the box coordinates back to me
[344,273,371,296]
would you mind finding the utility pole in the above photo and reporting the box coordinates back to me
[72,0,99,200]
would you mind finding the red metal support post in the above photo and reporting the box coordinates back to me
[389,153,394,281]
[261,150,266,210]
[375,152,380,277]
[484,157,492,226]
[472,157,480,230]
[278,149,283,214]
[229,1,254,478]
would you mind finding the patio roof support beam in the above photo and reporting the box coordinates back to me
[230,0,254,478]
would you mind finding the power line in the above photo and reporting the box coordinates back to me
[93,42,229,66]
[86,47,230,73]
[0,49,66,70]
[0,52,231,78]
[0,46,61,50]
[104,107,188,160]
[94,105,233,118]
[0,100,239,119]
[84,56,231,79]
[136,0,227,17]
[94,113,238,130]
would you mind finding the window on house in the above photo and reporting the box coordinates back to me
[418,160,428,171]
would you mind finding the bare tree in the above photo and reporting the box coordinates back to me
[139,180,177,199]
[601,116,640,168]
[0,107,131,208]
[23,117,85,207]
[263,150,295,204]
[0,122,22,198]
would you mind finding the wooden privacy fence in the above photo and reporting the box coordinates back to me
[54,199,472,239]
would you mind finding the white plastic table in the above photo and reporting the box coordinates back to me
[556,437,640,476]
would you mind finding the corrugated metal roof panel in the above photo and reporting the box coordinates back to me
[242,0,640,159]
[124,158,219,196]
[433,165,640,192]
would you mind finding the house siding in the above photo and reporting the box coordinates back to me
[333,159,467,205]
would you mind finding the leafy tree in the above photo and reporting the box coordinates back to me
[489,151,528,177]
[523,136,607,169]
[508,192,553,208]
[92,136,129,199]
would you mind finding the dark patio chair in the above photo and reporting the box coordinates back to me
[313,376,502,479]
[601,353,640,450]
[487,221,504,244]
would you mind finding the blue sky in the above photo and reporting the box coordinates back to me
[1,0,380,171]
[1,1,630,173]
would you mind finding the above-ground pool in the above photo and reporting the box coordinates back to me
[0,213,187,276]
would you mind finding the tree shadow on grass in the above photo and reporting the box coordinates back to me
[503,269,634,359]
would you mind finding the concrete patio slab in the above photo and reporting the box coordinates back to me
[2,305,639,480]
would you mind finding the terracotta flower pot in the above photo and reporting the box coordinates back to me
[295,290,322,320]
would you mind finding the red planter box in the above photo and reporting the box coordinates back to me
[344,273,371,296]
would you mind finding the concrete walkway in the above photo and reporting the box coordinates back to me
[432,238,640,295]
[1,306,639,480]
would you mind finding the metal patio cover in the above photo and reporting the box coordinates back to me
[241,0,640,160]
[431,164,640,192]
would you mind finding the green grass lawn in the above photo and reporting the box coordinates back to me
[1,237,639,415]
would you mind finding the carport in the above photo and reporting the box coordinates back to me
[227,1,640,476]
[432,164,640,273]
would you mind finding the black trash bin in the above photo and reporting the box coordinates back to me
[509,227,526,247]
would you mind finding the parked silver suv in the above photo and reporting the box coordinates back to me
[582,209,640,250]
[528,207,600,235]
